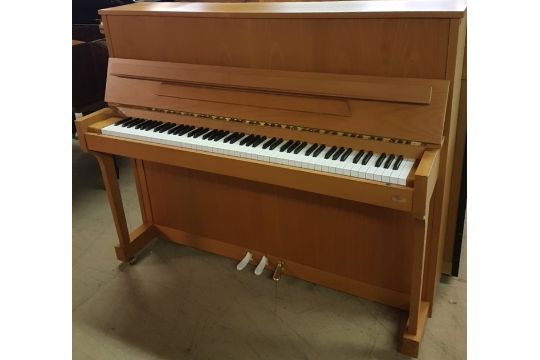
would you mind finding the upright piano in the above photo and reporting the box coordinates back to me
[75,1,466,356]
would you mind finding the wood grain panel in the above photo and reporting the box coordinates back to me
[110,59,435,104]
[105,59,450,144]
[145,161,415,293]
[105,16,450,79]
[155,224,410,310]
[157,83,352,116]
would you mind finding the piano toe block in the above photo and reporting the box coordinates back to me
[114,223,159,262]
[400,300,430,358]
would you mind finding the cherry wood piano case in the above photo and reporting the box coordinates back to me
[75,1,466,357]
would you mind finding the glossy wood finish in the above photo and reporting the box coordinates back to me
[106,59,450,144]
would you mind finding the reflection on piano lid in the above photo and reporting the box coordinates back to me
[103,117,416,186]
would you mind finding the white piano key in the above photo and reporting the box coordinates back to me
[373,163,386,182]
[364,153,381,180]
[397,159,415,186]
[381,159,396,183]
[335,150,355,175]
[292,144,311,168]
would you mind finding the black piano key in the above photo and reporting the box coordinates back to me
[152,121,171,132]
[332,147,345,160]
[134,120,152,129]
[122,118,140,127]
[384,154,396,169]
[144,121,162,131]
[208,130,223,141]
[232,132,244,143]
[324,146,338,159]
[188,127,203,137]
[280,140,294,152]
[205,130,217,140]
[136,120,153,130]
[126,118,145,128]
[114,117,132,126]
[393,155,404,170]
[240,134,254,145]
[193,128,210,138]
[147,121,164,130]
[375,153,387,167]
[262,137,277,149]
[167,124,184,134]
[246,135,261,146]
[340,148,353,161]
[172,124,187,135]
[361,151,373,165]
[269,138,283,150]
[229,133,245,144]
[223,132,238,143]
[305,143,318,156]
[252,136,267,147]
[233,132,245,142]
[287,141,301,153]
[199,127,212,137]
[153,122,170,132]
[213,130,229,141]
[245,135,259,146]
[133,118,148,128]
[294,142,307,154]
[178,126,195,136]
[240,134,254,146]
[352,150,365,164]
[187,126,204,137]
[202,129,218,140]
[313,144,326,157]
[121,118,138,127]
[158,123,176,133]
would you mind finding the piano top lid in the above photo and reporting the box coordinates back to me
[98,0,467,19]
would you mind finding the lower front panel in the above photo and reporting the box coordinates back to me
[143,161,415,303]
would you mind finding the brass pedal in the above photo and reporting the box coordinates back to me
[273,261,284,282]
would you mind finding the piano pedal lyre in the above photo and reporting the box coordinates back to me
[236,251,253,271]
[272,261,284,282]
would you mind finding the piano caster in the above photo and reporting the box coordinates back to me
[254,256,268,276]
[128,256,137,266]
[273,261,284,282]
[236,251,253,271]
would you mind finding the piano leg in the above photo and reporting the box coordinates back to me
[400,216,430,358]
[94,152,158,262]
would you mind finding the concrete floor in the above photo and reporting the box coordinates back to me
[73,140,466,360]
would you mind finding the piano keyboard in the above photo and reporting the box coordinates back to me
[102,118,416,186]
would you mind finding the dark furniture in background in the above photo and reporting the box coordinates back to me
[73,1,131,176]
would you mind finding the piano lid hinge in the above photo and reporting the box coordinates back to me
[109,104,426,147]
